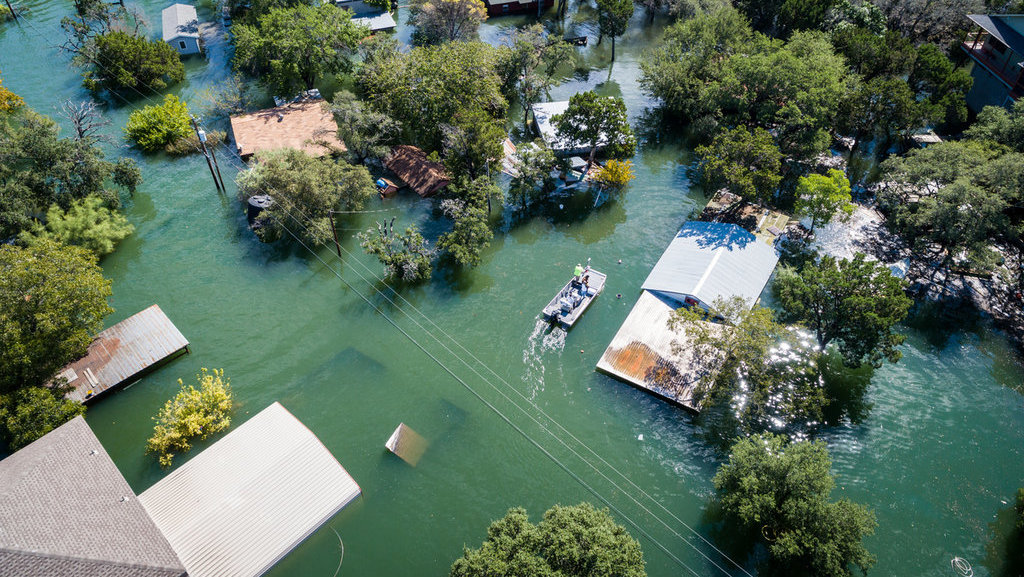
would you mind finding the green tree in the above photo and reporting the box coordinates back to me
[124,94,192,153]
[908,43,972,133]
[236,149,373,246]
[695,126,782,205]
[147,368,233,467]
[442,109,506,181]
[595,0,634,61]
[794,169,854,233]
[359,223,435,282]
[450,503,646,577]
[714,433,876,577]
[499,25,575,119]
[19,195,134,257]
[438,178,495,267]
[838,76,925,149]
[410,0,487,44]
[669,297,827,430]
[830,27,914,80]
[233,3,365,97]
[0,240,113,394]
[553,91,636,167]
[508,142,557,209]
[775,253,912,367]
[82,31,185,93]
[0,386,86,450]
[359,41,506,151]
[965,100,1024,152]
[328,91,400,164]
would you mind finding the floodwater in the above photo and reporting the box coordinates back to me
[2,2,1024,576]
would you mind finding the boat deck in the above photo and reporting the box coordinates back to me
[542,269,607,328]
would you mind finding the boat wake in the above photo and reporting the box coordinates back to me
[522,318,566,399]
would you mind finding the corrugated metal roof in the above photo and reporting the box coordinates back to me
[162,3,199,41]
[0,417,186,577]
[641,221,779,309]
[60,304,189,403]
[352,11,396,31]
[532,101,603,155]
[139,402,361,577]
[596,291,725,411]
[968,14,1024,57]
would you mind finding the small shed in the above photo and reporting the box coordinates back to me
[58,304,190,404]
[641,221,779,311]
[352,11,397,31]
[384,145,450,197]
[139,402,362,577]
[229,99,345,161]
[162,3,201,55]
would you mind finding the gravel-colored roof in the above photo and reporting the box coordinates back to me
[384,145,449,197]
[0,417,186,577]
[229,99,344,160]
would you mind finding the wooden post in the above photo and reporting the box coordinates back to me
[208,141,226,191]
[4,0,18,21]
[190,116,222,193]
[329,211,342,258]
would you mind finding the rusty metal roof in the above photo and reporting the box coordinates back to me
[60,304,189,403]
[384,145,449,197]
[229,99,345,160]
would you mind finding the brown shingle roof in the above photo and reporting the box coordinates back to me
[0,417,186,577]
[229,99,345,160]
[384,145,450,197]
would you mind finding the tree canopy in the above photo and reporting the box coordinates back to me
[450,503,646,577]
[595,0,634,60]
[0,386,86,450]
[147,368,233,467]
[359,223,435,282]
[410,0,487,44]
[328,91,400,165]
[499,25,575,119]
[794,168,854,232]
[553,91,636,166]
[714,433,876,577]
[695,126,782,204]
[775,253,911,368]
[438,177,496,267]
[124,94,192,153]
[83,31,185,94]
[233,3,365,97]
[19,195,134,257]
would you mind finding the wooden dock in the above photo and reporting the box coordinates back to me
[596,291,724,412]
[57,305,190,403]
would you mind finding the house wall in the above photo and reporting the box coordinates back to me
[170,36,201,56]
[967,60,1016,112]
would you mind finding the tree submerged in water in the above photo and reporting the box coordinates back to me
[359,222,435,282]
[147,368,233,468]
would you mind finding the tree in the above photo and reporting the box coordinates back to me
[838,76,925,149]
[442,109,506,181]
[410,0,487,44]
[82,31,185,93]
[359,41,506,151]
[328,91,400,165]
[829,27,914,80]
[508,142,557,209]
[669,297,827,430]
[553,91,636,168]
[596,0,634,60]
[438,178,495,267]
[695,127,782,205]
[872,0,981,44]
[0,386,86,450]
[19,195,134,257]
[775,253,912,368]
[124,94,192,153]
[196,73,261,121]
[233,3,365,97]
[908,43,972,133]
[714,433,876,577]
[359,223,435,282]
[499,25,575,119]
[794,169,854,232]
[0,240,113,394]
[58,99,110,145]
[965,100,1024,152]
[592,159,636,190]
[450,503,646,577]
[147,368,233,467]
[0,69,24,113]
[236,149,373,246]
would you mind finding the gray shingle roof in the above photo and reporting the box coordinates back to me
[641,221,779,309]
[0,417,186,577]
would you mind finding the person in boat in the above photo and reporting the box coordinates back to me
[581,275,590,295]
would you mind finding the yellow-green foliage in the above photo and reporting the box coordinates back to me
[147,368,233,467]
[124,94,192,153]
[592,159,636,190]
[0,68,24,112]
[19,195,134,257]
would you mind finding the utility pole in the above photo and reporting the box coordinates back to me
[190,116,222,193]
[4,0,18,21]
[328,211,342,258]
[207,138,226,191]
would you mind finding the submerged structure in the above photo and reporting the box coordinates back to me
[229,98,344,161]
[162,3,201,56]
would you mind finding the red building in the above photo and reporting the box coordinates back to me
[483,0,554,16]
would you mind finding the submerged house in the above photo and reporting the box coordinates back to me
[384,145,450,197]
[0,402,361,577]
[335,0,397,32]
[482,0,553,16]
[530,100,611,157]
[596,221,780,411]
[162,3,201,56]
[229,99,345,161]
[962,14,1024,111]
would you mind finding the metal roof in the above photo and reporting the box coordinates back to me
[0,417,186,577]
[59,304,189,403]
[967,14,1024,56]
[641,221,779,309]
[162,4,199,41]
[352,11,396,31]
[139,402,362,577]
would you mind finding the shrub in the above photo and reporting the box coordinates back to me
[147,368,233,467]
[592,159,636,190]
[19,195,134,256]
[83,31,184,93]
[0,386,86,450]
[124,94,192,152]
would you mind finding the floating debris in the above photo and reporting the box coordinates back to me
[385,423,427,467]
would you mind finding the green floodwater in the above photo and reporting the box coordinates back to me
[3,2,1024,576]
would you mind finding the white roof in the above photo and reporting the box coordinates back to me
[162,3,199,41]
[641,221,779,309]
[352,11,396,31]
[139,402,361,577]
[532,100,610,153]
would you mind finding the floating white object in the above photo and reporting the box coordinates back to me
[385,423,427,467]
[637,434,644,441]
